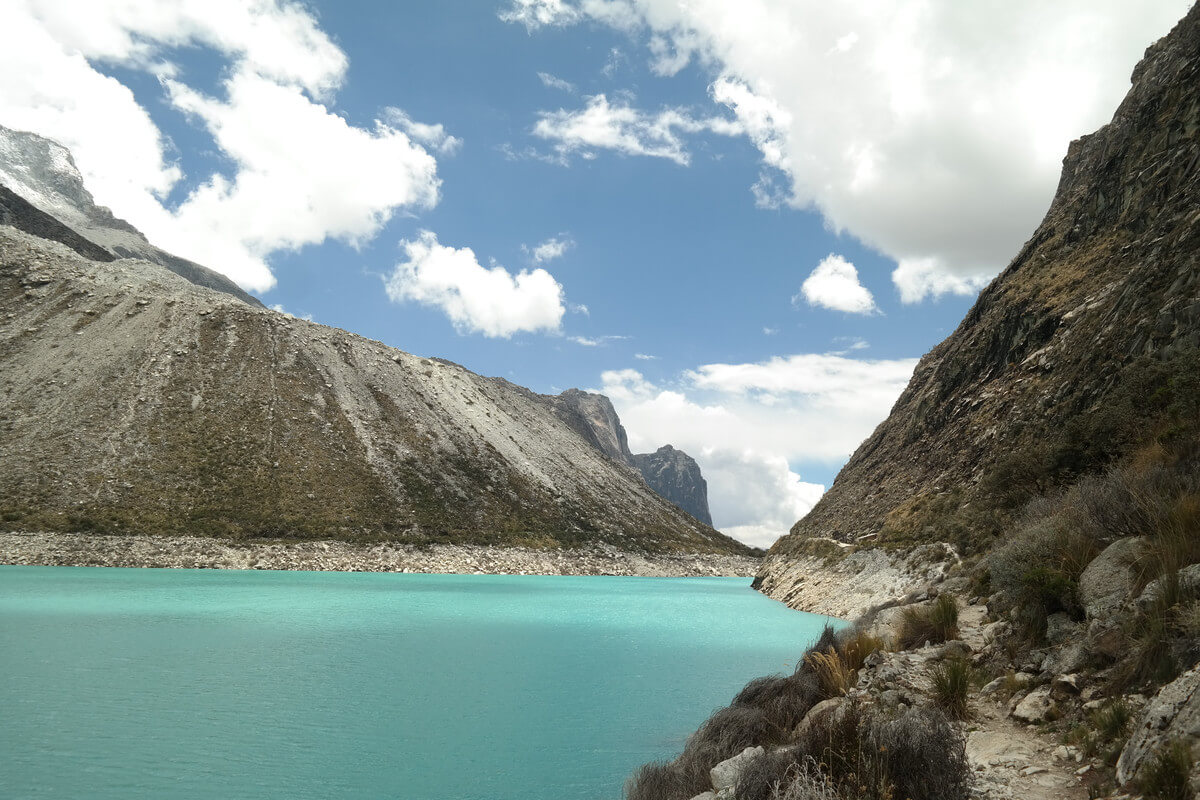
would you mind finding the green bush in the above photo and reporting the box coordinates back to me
[931,657,973,720]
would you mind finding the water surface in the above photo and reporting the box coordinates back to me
[0,566,840,799]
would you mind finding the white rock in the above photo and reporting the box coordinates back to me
[710,746,764,792]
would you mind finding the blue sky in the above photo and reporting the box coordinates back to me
[0,0,1190,545]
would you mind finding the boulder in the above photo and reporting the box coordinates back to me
[1043,641,1090,675]
[1078,538,1144,621]
[981,619,1011,645]
[1012,685,1057,723]
[711,746,764,793]
[1116,666,1200,786]
[1086,618,1127,659]
[793,697,847,739]
[1044,613,1081,646]
[1135,564,1200,612]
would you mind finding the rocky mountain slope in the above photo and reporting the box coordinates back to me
[630,445,712,527]
[548,388,714,525]
[0,226,749,556]
[0,124,261,307]
[759,2,1200,600]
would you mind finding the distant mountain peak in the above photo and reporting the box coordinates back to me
[0,123,261,307]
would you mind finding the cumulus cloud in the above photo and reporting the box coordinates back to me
[532,93,740,165]
[527,235,574,264]
[796,254,878,314]
[600,352,917,547]
[0,0,448,292]
[502,0,1192,300]
[386,230,566,338]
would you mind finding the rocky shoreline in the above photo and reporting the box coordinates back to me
[0,531,760,577]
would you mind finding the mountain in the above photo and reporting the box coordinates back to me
[0,124,262,307]
[630,446,712,527]
[0,231,747,556]
[547,388,714,525]
[758,3,1200,597]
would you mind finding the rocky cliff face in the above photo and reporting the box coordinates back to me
[630,445,713,527]
[0,124,262,307]
[545,388,715,525]
[759,5,1200,598]
[0,226,750,556]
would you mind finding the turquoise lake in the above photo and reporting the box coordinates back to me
[0,566,840,799]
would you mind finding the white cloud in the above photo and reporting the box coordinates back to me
[386,230,565,338]
[796,253,878,314]
[385,109,462,155]
[269,303,312,321]
[502,0,1192,300]
[532,93,740,165]
[537,71,577,92]
[0,0,448,293]
[499,0,581,31]
[569,334,629,346]
[599,352,917,546]
[527,235,574,263]
[634,352,658,360]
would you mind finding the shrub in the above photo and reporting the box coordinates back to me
[734,749,805,800]
[896,594,959,649]
[1089,699,1132,742]
[931,657,973,720]
[805,647,855,699]
[839,629,887,671]
[733,674,821,734]
[624,761,695,800]
[685,705,782,763]
[987,517,1093,639]
[1139,739,1195,800]
[791,700,971,800]
[768,760,841,800]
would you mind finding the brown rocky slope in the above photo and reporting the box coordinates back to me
[759,2,1200,605]
[0,227,749,556]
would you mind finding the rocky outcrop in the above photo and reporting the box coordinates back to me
[545,387,715,525]
[1116,666,1200,787]
[631,445,713,527]
[760,4,1200,603]
[1078,537,1145,620]
[0,124,262,307]
[0,227,751,556]
[544,388,633,464]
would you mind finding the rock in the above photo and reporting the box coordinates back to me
[688,794,716,800]
[1051,673,1082,700]
[1116,665,1200,786]
[1045,613,1081,646]
[982,619,1011,645]
[1043,641,1090,675]
[937,640,973,660]
[794,698,846,739]
[1135,564,1200,612]
[1087,618,1127,659]
[967,729,1037,767]
[1078,538,1145,621]
[710,746,764,792]
[1012,686,1057,723]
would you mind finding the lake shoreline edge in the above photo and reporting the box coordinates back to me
[0,530,760,577]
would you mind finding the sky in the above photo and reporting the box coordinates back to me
[0,0,1191,547]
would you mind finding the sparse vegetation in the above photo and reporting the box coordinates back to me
[1139,740,1195,800]
[896,593,959,649]
[931,657,973,719]
[805,648,855,699]
[838,629,887,672]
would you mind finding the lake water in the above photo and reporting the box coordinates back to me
[0,566,840,799]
